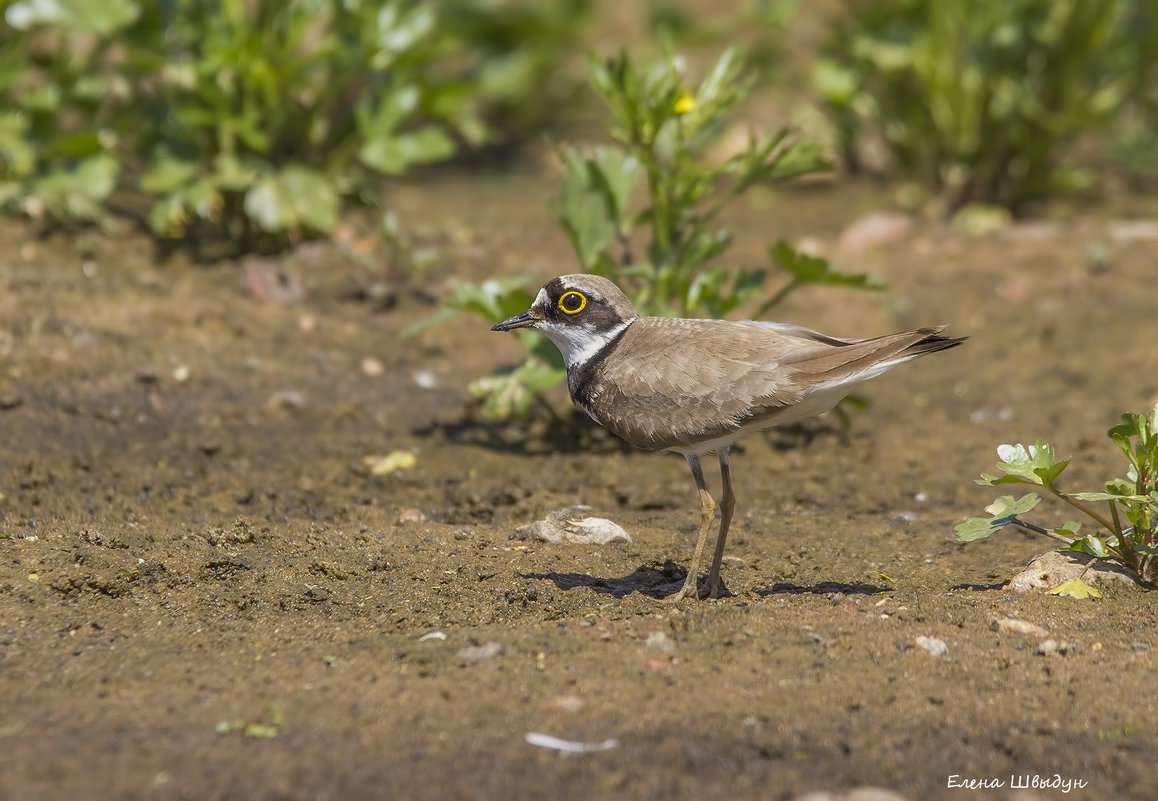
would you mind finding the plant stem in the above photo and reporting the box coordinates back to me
[1107,501,1140,573]
[1051,487,1117,532]
[1010,516,1077,546]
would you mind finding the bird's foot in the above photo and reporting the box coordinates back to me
[658,574,734,602]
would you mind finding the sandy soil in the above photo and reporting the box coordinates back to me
[2,172,1157,801]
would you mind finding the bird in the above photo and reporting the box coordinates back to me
[492,274,965,600]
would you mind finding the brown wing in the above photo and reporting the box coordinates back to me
[579,317,963,451]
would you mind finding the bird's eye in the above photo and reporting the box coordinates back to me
[558,291,587,315]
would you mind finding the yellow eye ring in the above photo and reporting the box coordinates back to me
[558,291,587,315]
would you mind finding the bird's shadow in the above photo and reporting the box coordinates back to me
[417,407,848,457]
[949,581,1008,592]
[521,563,689,599]
[521,568,893,600]
[756,581,892,597]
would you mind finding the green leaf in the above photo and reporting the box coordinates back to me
[992,440,1067,486]
[468,359,567,422]
[141,152,198,195]
[585,145,642,232]
[1062,535,1109,558]
[551,146,618,271]
[244,166,339,234]
[1070,491,1147,503]
[279,166,339,233]
[811,59,858,106]
[399,275,538,340]
[443,276,535,323]
[985,493,1041,518]
[26,153,118,225]
[360,127,456,175]
[955,516,1003,542]
[768,240,884,290]
[6,0,139,35]
[957,492,1041,543]
[976,472,1038,487]
[1048,578,1102,600]
[1104,477,1138,496]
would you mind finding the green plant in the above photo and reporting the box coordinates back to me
[438,0,592,137]
[431,47,880,422]
[957,404,1158,586]
[0,0,589,249]
[0,0,136,228]
[140,0,484,245]
[554,47,861,317]
[814,0,1158,214]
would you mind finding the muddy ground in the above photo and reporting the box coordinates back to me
[1,170,1157,801]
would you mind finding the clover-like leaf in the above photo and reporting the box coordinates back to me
[955,516,1003,542]
[1062,534,1110,558]
[956,492,1044,542]
[993,440,1068,486]
[984,493,1041,518]
[1070,491,1147,503]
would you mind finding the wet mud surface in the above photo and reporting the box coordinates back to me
[2,176,1157,800]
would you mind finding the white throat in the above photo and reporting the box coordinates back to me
[541,318,633,369]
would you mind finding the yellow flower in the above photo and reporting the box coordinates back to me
[673,91,696,115]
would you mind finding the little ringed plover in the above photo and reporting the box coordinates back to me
[493,274,965,600]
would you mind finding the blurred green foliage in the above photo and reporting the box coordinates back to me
[0,0,589,247]
[553,48,877,318]
[814,0,1158,214]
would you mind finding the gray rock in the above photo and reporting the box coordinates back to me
[1007,550,1138,594]
[914,636,948,658]
[513,506,631,545]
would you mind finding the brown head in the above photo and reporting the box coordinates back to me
[491,274,638,369]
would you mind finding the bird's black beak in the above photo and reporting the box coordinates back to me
[491,309,538,332]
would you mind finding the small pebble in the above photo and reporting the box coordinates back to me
[397,507,427,523]
[991,617,1049,638]
[456,641,503,663]
[361,356,384,377]
[266,389,307,411]
[513,506,631,545]
[836,211,914,253]
[644,631,674,654]
[546,695,586,714]
[1035,639,1074,656]
[914,636,948,658]
[366,451,417,475]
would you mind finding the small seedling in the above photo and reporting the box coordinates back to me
[957,404,1158,586]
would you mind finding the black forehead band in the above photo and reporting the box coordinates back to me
[542,278,599,305]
